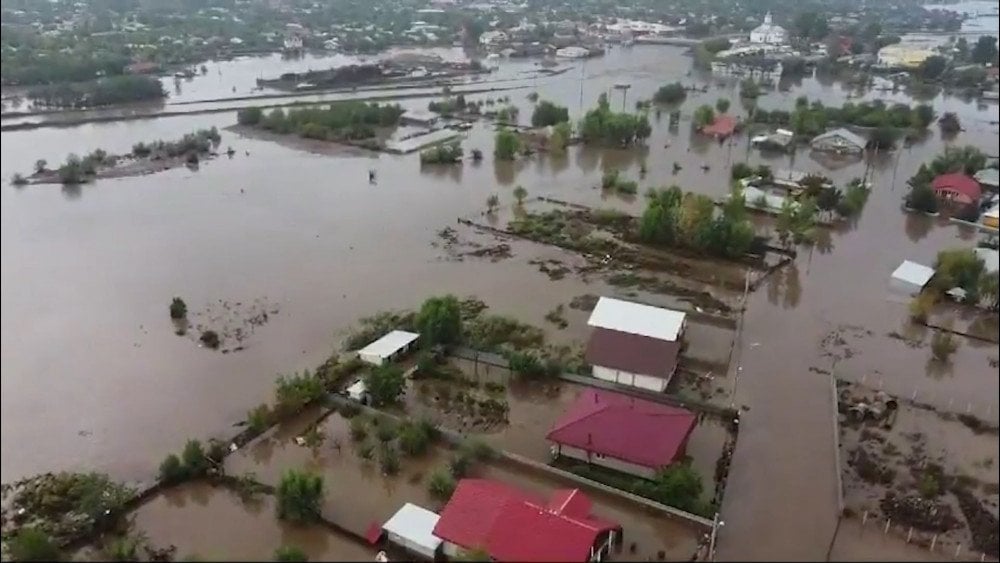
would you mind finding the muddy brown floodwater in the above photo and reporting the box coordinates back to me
[2,42,998,560]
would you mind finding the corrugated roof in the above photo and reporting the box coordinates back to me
[383,503,442,552]
[811,128,867,150]
[357,330,419,358]
[433,479,618,562]
[584,328,680,380]
[547,388,697,469]
[587,297,686,342]
[932,173,982,204]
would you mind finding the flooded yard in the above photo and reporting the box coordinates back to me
[224,408,704,560]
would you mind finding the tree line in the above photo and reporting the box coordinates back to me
[27,75,165,108]
[237,102,404,142]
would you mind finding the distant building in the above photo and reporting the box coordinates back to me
[555,46,591,58]
[810,128,867,155]
[400,109,441,128]
[701,114,738,139]
[877,44,935,69]
[982,202,999,230]
[932,173,982,207]
[547,388,697,479]
[749,12,787,45]
[974,168,1000,190]
[433,479,621,562]
[752,129,794,151]
[356,330,419,366]
[584,297,686,392]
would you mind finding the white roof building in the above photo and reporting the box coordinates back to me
[890,260,935,296]
[382,503,442,559]
[587,297,686,342]
[357,330,420,366]
[749,12,787,45]
[974,247,999,275]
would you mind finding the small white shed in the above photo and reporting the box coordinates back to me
[382,503,442,560]
[890,260,935,296]
[357,330,420,366]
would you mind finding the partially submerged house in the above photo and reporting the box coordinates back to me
[974,168,1000,191]
[700,114,737,139]
[432,479,621,562]
[585,297,686,392]
[381,503,443,560]
[810,128,866,155]
[932,173,982,207]
[889,260,935,296]
[547,388,697,479]
[751,128,794,151]
[357,330,420,366]
[982,202,999,230]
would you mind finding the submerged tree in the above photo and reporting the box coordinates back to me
[276,469,324,523]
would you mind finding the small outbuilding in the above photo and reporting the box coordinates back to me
[400,109,441,128]
[974,168,1000,190]
[810,128,867,155]
[890,260,935,296]
[357,330,420,366]
[382,503,442,560]
[701,114,737,139]
[932,173,982,207]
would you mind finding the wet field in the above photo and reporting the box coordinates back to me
[2,37,999,560]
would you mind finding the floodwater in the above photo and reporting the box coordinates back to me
[131,481,375,561]
[224,409,702,560]
[2,42,999,559]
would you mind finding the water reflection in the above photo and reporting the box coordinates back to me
[61,184,82,200]
[904,212,934,242]
[493,160,517,185]
[765,259,801,309]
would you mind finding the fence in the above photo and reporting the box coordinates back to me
[843,372,1000,425]
[832,510,996,562]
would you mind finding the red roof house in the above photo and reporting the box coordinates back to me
[701,114,737,139]
[432,479,621,562]
[547,388,697,479]
[932,173,981,206]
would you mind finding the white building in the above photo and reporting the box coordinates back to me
[749,12,787,45]
[356,330,419,366]
[555,46,591,58]
[890,260,935,296]
[382,503,442,560]
[584,297,686,393]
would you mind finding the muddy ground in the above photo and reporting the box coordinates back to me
[837,380,999,559]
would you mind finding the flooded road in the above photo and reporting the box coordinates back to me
[2,41,998,558]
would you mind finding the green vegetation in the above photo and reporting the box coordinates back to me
[428,95,470,116]
[420,142,464,165]
[247,403,273,434]
[639,186,754,258]
[247,102,403,142]
[274,545,309,562]
[930,332,958,362]
[653,82,686,105]
[28,75,165,108]
[775,198,819,246]
[578,93,651,147]
[570,460,710,516]
[739,79,762,99]
[494,128,521,160]
[428,468,457,500]
[364,364,406,406]
[938,112,961,134]
[715,98,730,113]
[693,38,731,68]
[496,105,520,124]
[416,295,463,346]
[753,99,935,137]
[276,469,324,523]
[454,547,493,561]
[549,121,572,153]
[486,194,500,214]
[398,420,435,456]
[531,100,570,127]
[12,173,28,186]
[130,128,221,160]
[600,169,638,195]
[6,527,60,562]
[932,248,986,300]
[513,185,528,205]
[971,35,999,65]
[105,534,144,561]
[379,443,401,475]
[693,104,715,128]
[906,146,988,213]
[158,439,214,484]
[169,297,188,320]
[274,371,325,417]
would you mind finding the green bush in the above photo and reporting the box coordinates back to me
[376,421,398,443]
[930,332,958,362]
[363,364,405,407]
[7,527,60,562]
[653,82,686,104]
[531,100,570,127]
[158,453,185,483]
[274,371,325,416]
[274,545,309,562]
[349,417,368,442]
[237,107,264,126]
[276,469,324,523]
[494,128,521,160]
[182,439,209,475]
[428,468,457,500]
[247,403,273,434]
[169,297,188,319]
[398,422,433,456]
[378,444,400,475]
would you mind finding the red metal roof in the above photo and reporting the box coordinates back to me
[546,388,697,470]
[584,328,681,380]
[432,479,619,562]
[932,173,981,205]
[701,114,737,138]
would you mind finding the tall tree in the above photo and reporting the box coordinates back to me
[416,295,462,346]
[971,35,998,64]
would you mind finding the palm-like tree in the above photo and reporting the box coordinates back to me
[486,194,499,214]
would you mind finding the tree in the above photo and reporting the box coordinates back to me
[237,106,264,126]
[793,11,829,40]
[158,453,186,483]
[398,421,433,456]
[867,126,899,150]
[912,104,935,129]
[938,112,961,134]
[530,100,569,127]
[276,469,324,523]
[34,159,47,174]
[971,35,998,64]
[649,462,704,513]
[486,194,499,214]
[274,546,308,562]
[550,121,571,152]
[715,98,730,113]
[930,331,958,362]
[416,295,462,346]
[106,534,143,562]
[955,37,970,60]
[933,248,985,297]
[7,527,60,562]
[428,468,457,500]
[653,82,686,104]
[181,439,209,475]
[513,185,528,205]
[979,271,999,310]
[693,105,715,128]
[169,297,187,319]
[731,162,754,181]
[364,364,405,406]
[494,128,520,160]
[907,183,938,213]
[919,55,948,80]
[739,79,761,99]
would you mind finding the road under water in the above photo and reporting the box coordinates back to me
[2,43,998,559]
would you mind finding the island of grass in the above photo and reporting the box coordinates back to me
[235,102,405,151]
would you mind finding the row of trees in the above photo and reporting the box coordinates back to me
[639,186,755,259]
[531,100,569,127]
[578,93,651,147]
[752,98,935,138]
[237,102,404,142]
[28,75,165,108]
[653,82,686,105]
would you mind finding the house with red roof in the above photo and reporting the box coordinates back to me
[547,388,697,479]
[432,479,621,562]
[700,114,737,139]
[932,173,981,206]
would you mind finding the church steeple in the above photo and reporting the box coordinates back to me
[763,12,773,25]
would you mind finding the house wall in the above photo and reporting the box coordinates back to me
[358,351,387,366]
[592,365,669,392]
[557,444,658,479]
[442,541,462,559]
[813,137,862,154]
[387,531,437,560]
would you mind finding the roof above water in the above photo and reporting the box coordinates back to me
[357,330,419,358]
[891,260,935,288]
[382,503,442,553]
[587,297,686,342]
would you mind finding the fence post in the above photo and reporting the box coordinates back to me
[884,519,891,535]
[954,544,962,559]
[930,535,937,552]
[911,390,918,401]
[966,402,972,414]
[906,527,913,543]
[862,510,868,528]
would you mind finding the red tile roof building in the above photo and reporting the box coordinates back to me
[932,173,982,206]
[700,114,737,139]
[432,479,621,562]
[547,388,697,479]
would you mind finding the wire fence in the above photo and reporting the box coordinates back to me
[835,510,997,562]
[840,371,1000,425]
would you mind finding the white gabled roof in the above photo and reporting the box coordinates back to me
[383,503,441,551]
[587,297,686,342]
[891,260,935,288]
[975,247,999,275]
[357,330,419,359]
